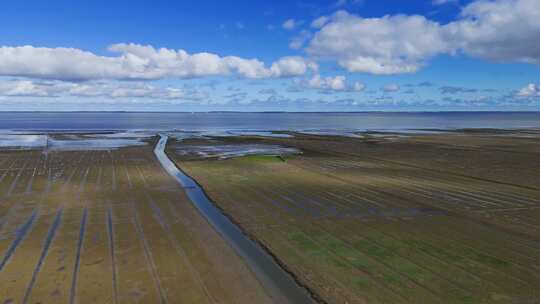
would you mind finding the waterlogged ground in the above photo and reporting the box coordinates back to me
[0,135,273,303]
[168,130,540,304]
[0,132,151,151]
[174,144,299,159]
[2,129,540,304]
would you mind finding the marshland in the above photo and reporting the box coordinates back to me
[1,128,540,304]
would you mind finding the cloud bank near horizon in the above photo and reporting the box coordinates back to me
[0,43,317,82]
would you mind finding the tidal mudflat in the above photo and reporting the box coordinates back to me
[0,134,274,303]
[167,129,540,304]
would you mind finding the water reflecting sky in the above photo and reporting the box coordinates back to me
[1,112,540,132]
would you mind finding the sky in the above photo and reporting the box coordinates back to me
[0,0,539,111]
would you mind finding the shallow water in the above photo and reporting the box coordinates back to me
[296,129,363,138]
[176,144,300,159]
[0,133,148,150]
[0,134,47,148]
[226,130,293,138]
[2,112,540,132]
[154,135,315,304]
[47,138,147,151]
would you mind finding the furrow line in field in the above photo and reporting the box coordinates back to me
[25,166,37,194]
[109,151,117,191]
[131,201,168,304]
[95,153,104,191]
[136,166,149,188]
[106,207,118,304]
[0,210,38,271]
[310,158,540,208]
[69,207,88,304]
[147,196,216,304]
[78,167,90,194]
[0,155,19,184]
[292,159,540,254]
[61,167,79,193]
[123,156,133,189]
[346,180,540,259]
[325,176,540,271]
[22,208,63,304]
[310,147,540,192]
[44,167,52,194]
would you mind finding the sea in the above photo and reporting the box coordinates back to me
[0,112,539,133]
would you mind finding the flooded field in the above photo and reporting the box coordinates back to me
[173,143,299,160]
[0,135,276,303]
[167,130,540,304]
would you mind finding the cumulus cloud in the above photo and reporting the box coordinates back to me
[0,79,206,100]
[446,0,540,65]
[0,80,64,97]
[298,74,365,92]
[0,44,316,81]
[306,0,540,74]
[517,83,540,98]
[270,56,319,77]
[311,16,330,28]
[290,31,313,50]
[307,11,448,74]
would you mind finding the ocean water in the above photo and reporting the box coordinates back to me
[0,112,539,132]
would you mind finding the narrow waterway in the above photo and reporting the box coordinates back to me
[154,134,316,304]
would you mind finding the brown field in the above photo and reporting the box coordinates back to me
[0,136,273,303]
[167,130,540,304]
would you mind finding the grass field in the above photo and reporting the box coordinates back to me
[0,136,273,304]
[167,130,540,304]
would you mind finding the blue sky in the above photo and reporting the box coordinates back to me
[0,0,539,111]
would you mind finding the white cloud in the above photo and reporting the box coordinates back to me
[307,11,448,74]
[270,56,319,77]
[282,19,298,30]
[0,80,64,97]
[0,43,315,81]
[306,0,540,74]
[517,83,540,97]
[299,74,365,92]
[0,79,207,100]
[383,84,400,92]
[445,0,540,65]
[290,31,312,50]
[311,16,330,28]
